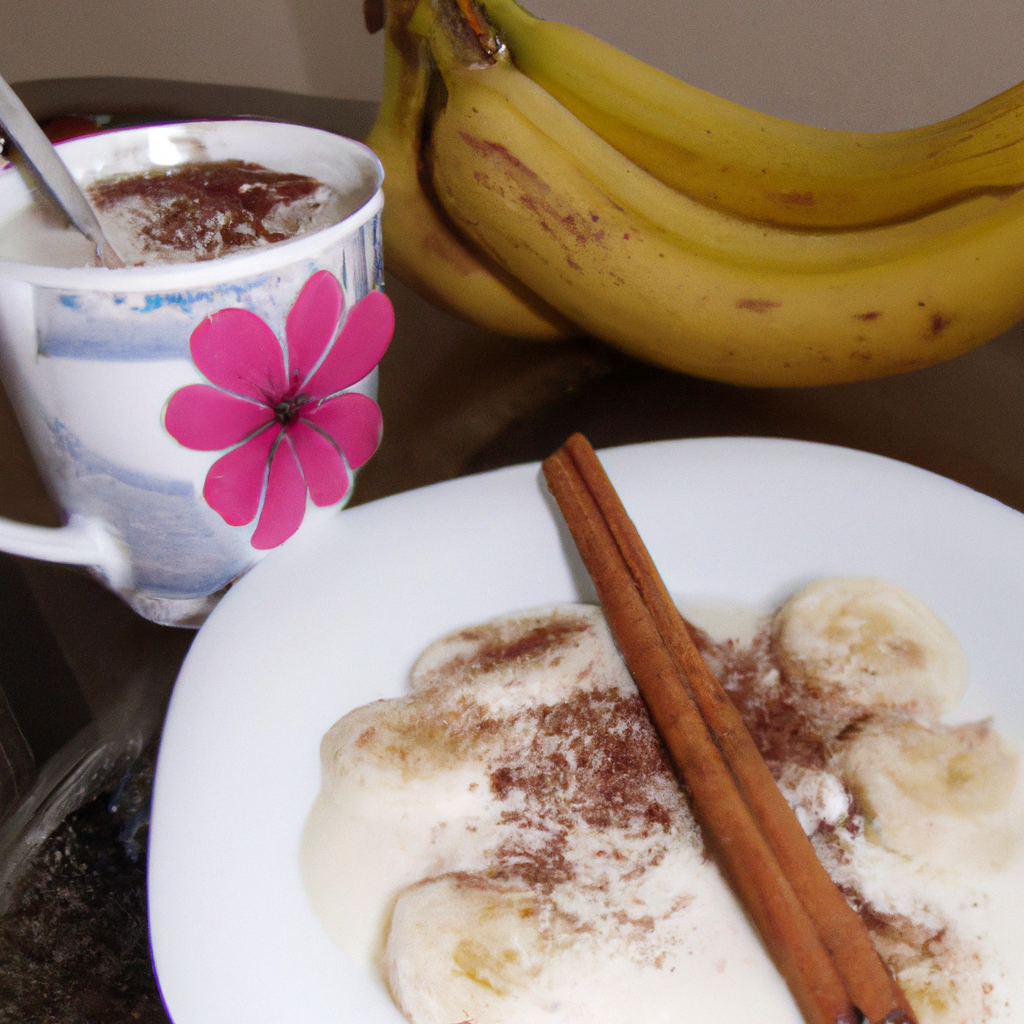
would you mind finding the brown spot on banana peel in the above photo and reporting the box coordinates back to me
[735,298,782,312]
[854,311,883,321]
[458,133,548,197]
[930,312,953,335]
[926,133,974,160]
[456,130,613,273]
[768,191,816,207]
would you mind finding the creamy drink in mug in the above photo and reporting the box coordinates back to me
[0,120,391,625]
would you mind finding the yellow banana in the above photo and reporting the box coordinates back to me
[833,717,1020,871]
[365,0,572,339]
[771,577,968,721]
[416,1,1024,387]
[474,0,1024,229]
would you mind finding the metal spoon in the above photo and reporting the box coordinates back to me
[0,72,124,268]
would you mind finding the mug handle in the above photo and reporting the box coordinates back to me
[0,514,132,589]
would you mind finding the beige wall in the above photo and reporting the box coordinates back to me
[1,0,384,101]
[541,0,1024,131]
[2,0,1023,129]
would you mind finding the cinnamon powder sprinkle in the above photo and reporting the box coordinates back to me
[393,606,701,956]
[87,159,335,260]
[487,688,676,893]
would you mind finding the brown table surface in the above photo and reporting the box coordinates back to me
[1,77,1023,1022]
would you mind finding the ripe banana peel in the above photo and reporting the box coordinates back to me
[475,0,1024,230]
[365,0,572,339]
[367,0,1024,386]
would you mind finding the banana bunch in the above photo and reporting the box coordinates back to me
[366,0,1024,386]
[474,0,1024,231]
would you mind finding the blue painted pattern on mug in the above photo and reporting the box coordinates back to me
[49,418,253,595]
[52,419,194,496]
[36,276,273,360]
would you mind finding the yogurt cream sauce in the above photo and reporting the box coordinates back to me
[302,579,1023,1024]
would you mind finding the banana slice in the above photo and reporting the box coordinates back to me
[873,924,994,1024]
[833,717,1021,871]
[385,876,561,1023]
[772,577,968,721]
[897,964,989,1024]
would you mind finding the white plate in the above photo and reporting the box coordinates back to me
[148,436,1024,1024]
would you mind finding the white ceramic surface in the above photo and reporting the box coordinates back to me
[0,120,386,624]
[148,436,1024,1024]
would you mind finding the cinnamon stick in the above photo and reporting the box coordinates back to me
[541,433,917,1024]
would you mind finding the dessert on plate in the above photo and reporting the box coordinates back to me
[302,578,1022,1024]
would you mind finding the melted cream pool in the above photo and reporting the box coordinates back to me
[302,581,1024,1024]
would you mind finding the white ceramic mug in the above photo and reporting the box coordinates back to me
[0,120,390,625]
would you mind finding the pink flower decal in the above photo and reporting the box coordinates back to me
[165,271,393,549]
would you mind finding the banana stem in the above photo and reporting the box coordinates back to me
[410,0,500,68]
[452,0,500,55]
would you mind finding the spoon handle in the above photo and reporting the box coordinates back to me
[0,73,124,268]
